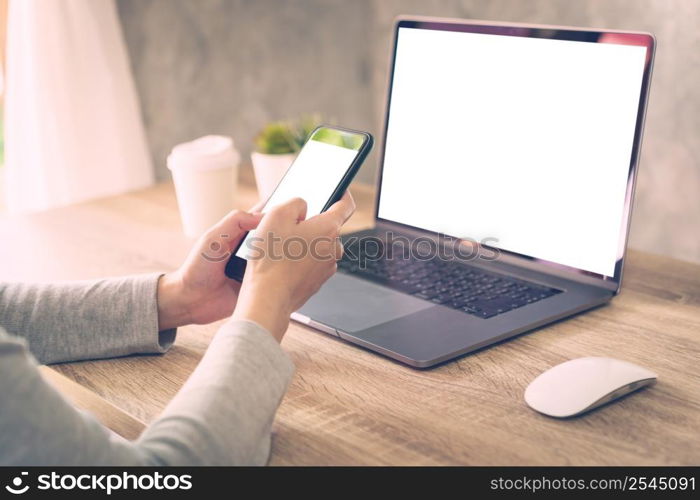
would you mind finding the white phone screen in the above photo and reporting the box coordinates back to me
[236,128,366,259]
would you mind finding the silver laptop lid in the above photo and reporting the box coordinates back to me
[373,17,655,293]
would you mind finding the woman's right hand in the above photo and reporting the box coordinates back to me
[232,192,356,341]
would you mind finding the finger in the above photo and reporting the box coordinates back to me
[334,237,344,261]
[267,197,308,223]
[326,191,356,225]
[309,191,356,234]
[341,190,356,210]
[248,199,266,214]
[326,261,339,280]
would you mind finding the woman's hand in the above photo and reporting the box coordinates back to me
[233,192,356,342]
[157,209,264,330]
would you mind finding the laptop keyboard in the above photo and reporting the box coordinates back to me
[338,242,562,319]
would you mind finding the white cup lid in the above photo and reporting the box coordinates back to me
[167,135,240,171]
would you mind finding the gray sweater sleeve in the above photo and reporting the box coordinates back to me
[0,274,176,363]
[0,275,295,466]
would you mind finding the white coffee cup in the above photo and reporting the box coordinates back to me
[167,135,240,239]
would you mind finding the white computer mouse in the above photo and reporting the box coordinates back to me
[524,357,657,418]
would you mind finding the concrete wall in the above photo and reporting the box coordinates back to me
[118,0,700,264]
[116,0,377,180]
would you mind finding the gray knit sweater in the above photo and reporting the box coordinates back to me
[0,273,294,466]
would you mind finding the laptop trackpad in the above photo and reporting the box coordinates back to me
[297,272,433,333]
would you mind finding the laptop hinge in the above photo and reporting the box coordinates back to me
[360,219,617,293]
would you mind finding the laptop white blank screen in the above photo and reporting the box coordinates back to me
[377,27,647,277]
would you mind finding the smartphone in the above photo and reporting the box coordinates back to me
[225,125,373,280]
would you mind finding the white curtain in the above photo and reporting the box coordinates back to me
[4,0,153,213]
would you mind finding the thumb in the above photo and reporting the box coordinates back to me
[209,210,262,236]
[203,210,264,254]
[238,211,264,231]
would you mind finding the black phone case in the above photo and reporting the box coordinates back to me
[224,125,374,280]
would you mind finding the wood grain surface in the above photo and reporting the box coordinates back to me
[1,167,698,465]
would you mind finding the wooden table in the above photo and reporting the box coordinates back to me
[1,171,699,465]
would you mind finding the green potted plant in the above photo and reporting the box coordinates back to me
[251,114,321,200]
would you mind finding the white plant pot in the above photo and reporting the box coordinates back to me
[251,151,296,201]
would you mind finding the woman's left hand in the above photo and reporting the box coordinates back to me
[157,209,264,330]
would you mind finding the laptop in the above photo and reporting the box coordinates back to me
[292,17,655,368]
